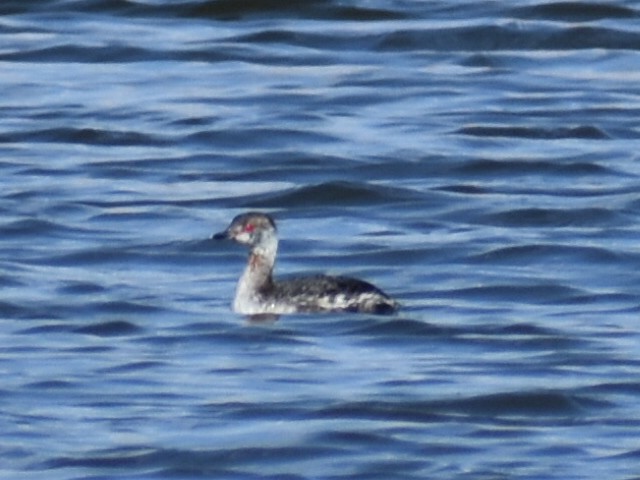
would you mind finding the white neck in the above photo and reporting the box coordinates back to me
[233,230,278,314]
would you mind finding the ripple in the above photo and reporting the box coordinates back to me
[456,125,609,139]
[0,301,29,318]
[241,181,421,209]
[186,126,338,149]
[0,127,166,146]
[74,320,142,337]
[57,281,108,295]
[199,400,309,421]
[179,0,405,22]
[378,23,640,52]
[480,207,622,228]
[433,184,490,195]
[17,322,75,335]
[513,3,638,22]
[579,381,640,396]
[0,218,75,237]
[450,158,617,178]
[315,390,606,423]
[440,283,585,305]
[46,247,141,266]
[43,444,342,475]
[23,380,76,390]
[472,244,623,265]
[99,360,168,374]
[377,25,536,51]
[351,318,453,339]
[447,390,609,416]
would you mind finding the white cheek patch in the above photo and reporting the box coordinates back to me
[235,231,252,243]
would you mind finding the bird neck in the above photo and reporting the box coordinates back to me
[239,231,278,292]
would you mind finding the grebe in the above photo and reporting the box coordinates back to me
[213,212,398,315]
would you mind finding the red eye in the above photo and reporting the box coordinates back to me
[245,223,255,233]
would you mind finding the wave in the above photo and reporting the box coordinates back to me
[512,3,638,22]
[479,207,623,228]
[456,125,609,139]
[0,127,167,146]
[314,389,607,422]
[238,181,421,209]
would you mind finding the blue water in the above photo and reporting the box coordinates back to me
[2,1,640,478]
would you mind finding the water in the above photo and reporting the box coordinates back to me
[1,1,640,478]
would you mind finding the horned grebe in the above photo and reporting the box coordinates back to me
[213,212,398,316]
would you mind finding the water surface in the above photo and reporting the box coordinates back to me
[1,1,640,479]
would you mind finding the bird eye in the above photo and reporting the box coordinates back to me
[245,223,255,233]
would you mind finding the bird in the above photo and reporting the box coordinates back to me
[213,212,398,316]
